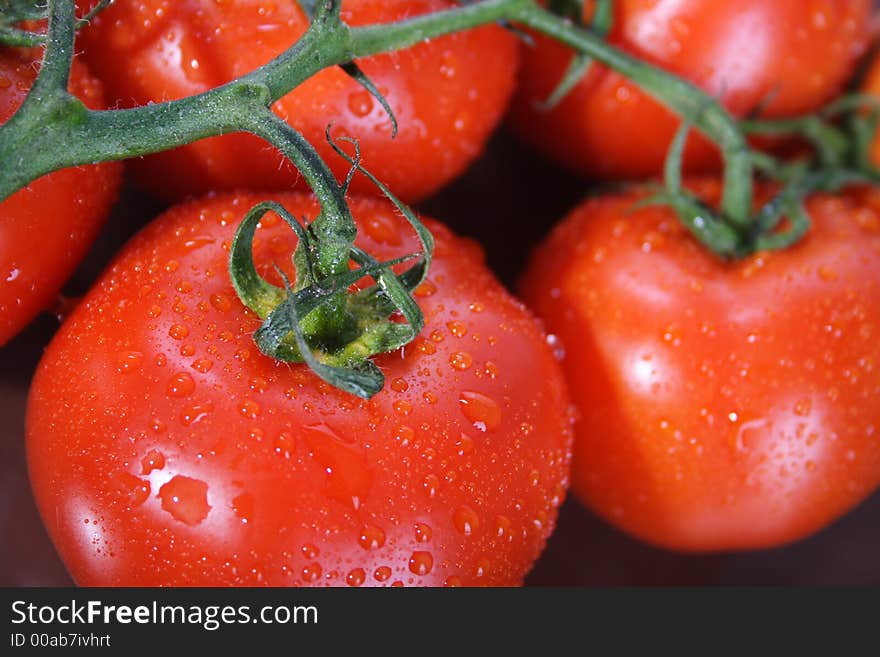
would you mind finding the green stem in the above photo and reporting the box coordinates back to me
[30,0,75,95]
[241,110,356,343]
[513,5,753,231]
[1,0,753,240]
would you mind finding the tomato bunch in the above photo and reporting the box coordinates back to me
[3,0,880,588]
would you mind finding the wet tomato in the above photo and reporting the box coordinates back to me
[510,0,871,180]
[521,180,880,552]
[78,0,519,202]
[26,193,573,586]
[0,48,121,346]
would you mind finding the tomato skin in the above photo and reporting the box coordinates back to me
[77,0,518,202]
[26,193,572,586]
[510,0,872,181]
[520,181,880,552]
[0,49,122,346]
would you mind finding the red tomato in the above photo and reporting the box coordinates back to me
[0,49,121,346]
[521,180,880,552]
[510,0,872,180]
[26,193,573,586]
[77,0,519,202]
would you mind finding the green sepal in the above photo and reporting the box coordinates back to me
[229,201,307,318]
[252,254,418,362]
[340,62,399,139]
[270,270,386,399]
[541,0,612,109]
[326,129,434,293]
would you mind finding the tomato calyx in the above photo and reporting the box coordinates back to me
[638,93,880,259]
[229,137,434,400]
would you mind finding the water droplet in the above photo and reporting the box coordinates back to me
[181,403,212,426]
[209,293,233,312]
[347,89,374,117]
[447,321,468,337]
[116,351,144,374]
[414,280,437,297]
[304,424,372,510]
[113,472,150,508]
[167,372,196,397]
[390,377,409,393]
[346,568,366,587]
[414,523,432,543]
[191,358,214,373]
[453,505,480,536]
[494,515,511,538]
[301,563,322,583]
[238,399,261,419]
[358,525,386,550]
[395,425,414,447]
[459,391,502,432]
[444,576,463,587]
[158,476,211,525]
[141,450,166,475]
[422,474,440,499]
[169,324,190,340]
[373,566,392,582]
[393,400,412,416]
[363,213,402,245]
[301,544,320,560]
[232,493,254,523]
[275,431,296,457]
[449,352,473,370]
[408,551,433,576]
[450,435,471,459]
[414,337,437,355]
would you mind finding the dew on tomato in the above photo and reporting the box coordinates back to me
[78,0,520,202]
[0,50,122,345]
[522,180,880,552]
[26,193,573,586]
[510,0,872,180]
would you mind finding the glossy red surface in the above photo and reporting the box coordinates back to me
[3,134,880,586]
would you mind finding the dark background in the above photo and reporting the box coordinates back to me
[2,129,879,587]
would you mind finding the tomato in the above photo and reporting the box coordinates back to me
[0,48,121,346]
[520,180,880,552]
[77,0,518,202]
[510,0,872,180]
[26,192,573,586]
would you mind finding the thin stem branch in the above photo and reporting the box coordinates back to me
[0,0,754,242]
[30,0,76,96]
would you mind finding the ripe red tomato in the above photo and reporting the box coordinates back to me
[521,180,880,552]
[510,0,872,180]
[26,193,573,586]
[77,0,519,202]
[0,48,121,346]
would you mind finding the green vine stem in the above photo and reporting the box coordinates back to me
[1,0,753,228]
[0,0,870,395]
